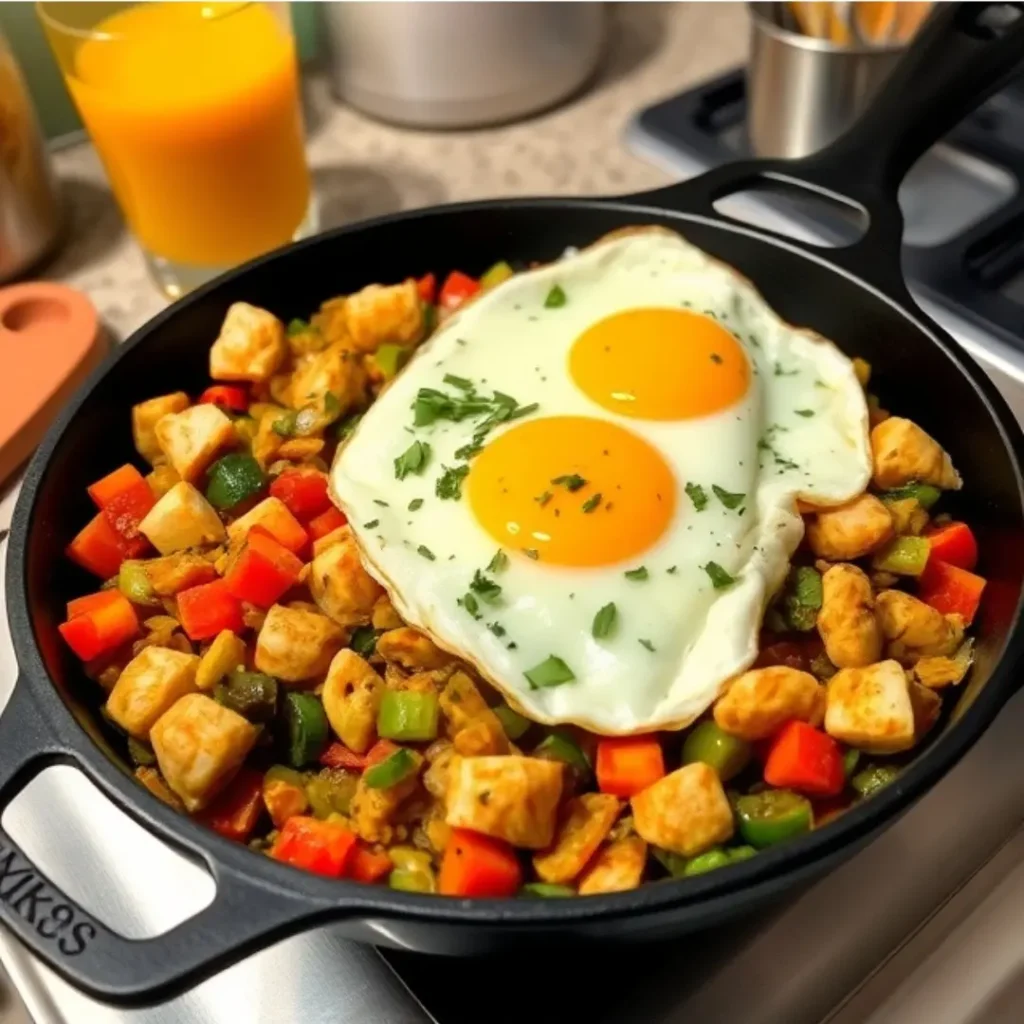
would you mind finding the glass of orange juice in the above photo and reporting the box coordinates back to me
[39,2,315,298]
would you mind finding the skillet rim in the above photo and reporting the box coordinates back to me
[9,194,1024,929]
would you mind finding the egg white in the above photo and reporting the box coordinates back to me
[331,229,871,734]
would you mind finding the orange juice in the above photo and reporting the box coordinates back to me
[57,2,310,267]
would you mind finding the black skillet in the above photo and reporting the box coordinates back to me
[2,2,1024,1008]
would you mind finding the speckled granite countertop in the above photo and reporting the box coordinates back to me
[44,2,746,340]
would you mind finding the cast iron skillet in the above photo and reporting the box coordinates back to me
[2,2,1024,1008]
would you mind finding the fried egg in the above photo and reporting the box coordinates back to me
[331,229,871,734]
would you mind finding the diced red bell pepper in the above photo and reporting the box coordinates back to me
[763,720,845,798]
[924,521,978,572]
[67,512,146,579]
[177,579,244,641]
[439,828,522,898]
[59,590,140,661]
[270,469,332,521]
[416,273,437,305]
[197,768,264,842]
[438,270,480,312]
[308,507,347,541]
[365,739,399,767]
[348,844,393,884]
[596,736,665,797]
[88,465,156,543]
[918,558,986,626]
[271,816,357,877]
[320,742,368,771]
[223,528,303,608]
[199,385,249,414]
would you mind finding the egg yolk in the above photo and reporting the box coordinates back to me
[467,416,676,567]
[569,307,749,420]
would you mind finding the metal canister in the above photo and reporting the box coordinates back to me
[746,4,905,159]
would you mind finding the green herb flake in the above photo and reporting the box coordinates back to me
[639,639,656,652]
[487,622,507,638]
[544,284,567,309]
[712,484,745,510]
[625,566,649,581]
[436,464,470,500]
[373,499,389,507]
[462,593,480,618]
[470,570,502,604]
[322,391,341,419]
[710,353,723,365]
[535,490,553,507]
[703,561,737,589]
[524,655,575,689]
[552,473,586,492]
[685,482,708,511]
[408,498,424,511]
[394,440,431,480]
[523,548,540,560]
[443,373,475,392]
[286,318,309,336]
[774,362,798,377]
[667,565,678,574]
[272,411,298,437]
[488,550,510,573]
[336,412,362,441]
[363,519,379,529]
[581,493,602,513]
[795,409,814,418]
[350,625,379,657]
[417,545,436,561]
[592,602,617,639]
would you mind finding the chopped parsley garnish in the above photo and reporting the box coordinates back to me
[394,440,431,480]
[544,284,567,309]
[373,499,389,507]
[710,353,723,365]
[592,602,617,639]
[363,519,379,529]
[639,639,656,652]
[535,490,553,507]
[523,548,540,560]
[712,485,745,510]
[411,384,536,431]
[488,550,510,573]
[462,593,481,618]
[324,391,341,417]
[625,566,648,581]
[774,362,798,377]
[350,625,379,657]
[524,655,575,689]
[703,561,736,588]
[272,410,298,437]
[685,482,708,511]
[795,409,814,417]
[443,373,474,391]
[552,473,586,492]
[287,318,309,336]
[336,412,362,441]
[454,430,488,460]
[408,498,423,511]
[470,570,502,604]
[436,464,469,500]
[417,545,436,561]
[582,493,602,513]
[667,565,678,574]
[487,622,507,638]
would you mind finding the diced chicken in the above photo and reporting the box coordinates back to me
[307,529,383,626]
[195,630,247,691]
[631,763,734,857]
[312,526,348,557]
[288,344,367,429]
[254,604,344,683]
[311,296,351,348]
[451,713,509,757]
[349,752,424,844]
[816,564,882,669]
[439,671,491,734]
[713,666,826,741]
[376,627,450,671]
[578,837,648,895]
[139,482,226,555]
[875,590,964,663]
[251,407,285,470]
[885,497,929,536]
[209,302,287,383]
[106,646,200,739]
[871,417,961,490]
[446,755,564,849]
[132,392,190,465]
[423,740,455,801]
[806,494,893,561]
[226,497,305,551]
[143,551,218,596]
[276,438,325,462]
[909,678,942,741]
[372,595,403,630]
[533,793,622,884]
[344,280,424,353]
[154,404,236,483]
[321,649,384,753]
[150,694,257,812]
[145,464,181,499]
[913,641,973,689]
[824,660,916,753]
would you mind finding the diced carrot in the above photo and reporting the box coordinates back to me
[197,768,264,842]
[199,385,248,413]
[271,816,357,877]
[88,464,156,542]
[918,558,986,626]
[58,591,139,661]
[924,521,978,571]
[67,512,146,579]
[439,828,522,898]
[177,579,244,641]
[308,507,347,541]
[416,272,437,305]
[438,271,480,312]
[348,844,393,884]
[67,589,121,620]
[88,464,144,508]
[596,736,665,798]
[270,469,332,521]
[763,720,845,798]
[320,742,368,771]
[223,528,303,608]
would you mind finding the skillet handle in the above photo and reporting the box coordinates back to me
[0,681,323,1007]
[634,2,1024,287]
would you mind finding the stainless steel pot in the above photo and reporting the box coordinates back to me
[747,4,904,158]
[322,1,607,129]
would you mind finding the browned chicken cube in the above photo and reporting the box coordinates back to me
[533,793,621,884]
[254,604,345,683]
[577,837,648,895]
[106,646,200,740]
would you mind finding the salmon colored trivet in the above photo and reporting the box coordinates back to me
[0,282,105,484]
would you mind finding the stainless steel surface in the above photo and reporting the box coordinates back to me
[746,4,903,157]
[0,33,62,282]
[321,2,607,128]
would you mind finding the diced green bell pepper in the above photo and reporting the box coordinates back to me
[305,768,358,818]
[880,482,941,510]
[215,670,279,724]
[377,691,439,742]
[374,343,410,379]
[389,868,435,893]
[781,565,823,631]
[480,260,515,290]
[520,882,575,898]
[287,318,309,337]
[727,845,757,864]
[842,748,861,779]
[363,747,418,789]
[681,721,752,782]
[118,561,155,605]
[682,848,732,876]
[283,691,328,767]
[871,535,930,576]
[851,764,900,799]
[127,736,156,767]
[735,790,813,849]
[533,732,590,777]
[205,453,266,510]
[493,703,531,741]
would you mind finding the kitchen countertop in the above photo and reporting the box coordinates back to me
[41,2,746,339]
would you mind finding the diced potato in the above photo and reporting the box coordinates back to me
[631,763,734,857]
[139,482,226,555]
[132,392,190,465]
[276,438,325,462]
[372,595,403,630]
[578,836,648,895]
[875,589,964,663]
[308,529,383,626]
[451,713,509,757]
[824,660,916,753]
[143,551,217,596]
[446,755,564,849]
[106,646,200,739]
[145,464,181,499]
[288,344,367,427]
[195,630,247,691]
[376,627,450,671]
[254,604,345,683]
[816,564,882,669]
[151,694,257,812]
[349,752,423,844]
[439,671,491,734]
[533,793,621,884]
[322,649,384,753]
[871,417,961,491]
[154,404,236,483]
[344,280,424,353]
[713,666,826,741]
[806,494,893,561]
[226,497,304,552]
[209,302,287,383]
